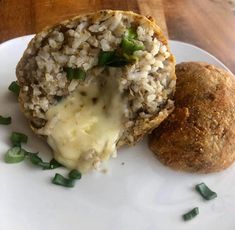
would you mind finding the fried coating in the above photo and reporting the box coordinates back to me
[149,62,235,173]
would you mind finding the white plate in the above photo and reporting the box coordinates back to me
[0,36,234,230]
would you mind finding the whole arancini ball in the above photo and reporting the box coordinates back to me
[149,62,235,173]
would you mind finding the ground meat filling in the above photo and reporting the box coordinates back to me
[17,11,175,170]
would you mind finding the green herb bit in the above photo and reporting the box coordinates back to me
[0,115,11,125]
[26,152,51,170]
[4,147,27,163]
[52,173,75,188]
[121,37,144,54]
[27,152,42,164]
[10,132,28,147]
[195,183,217,200]
[98,51,128,67]
[64,67,74,80]
[125,27,138,39]
[98,51,115,66]
[69,169,82,180]
[8,81,20,96]
[183,207,199,221]
[64,67,86,81]
[74,68,86,80]
[38,162,51,170]
[50,158,63,169]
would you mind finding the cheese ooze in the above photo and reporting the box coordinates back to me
[45,74,124,172]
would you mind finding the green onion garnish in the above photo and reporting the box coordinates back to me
[121,27,143,55]
[27,153,54,170]
[0,115,11,125]
[38,162,51,169]
[8,81,20,96]
[50,158,63,169]
[27,152,42,164]
[97,28,141,68]
[64,67,86,81]
[121,37,144,54]
[125,27,138,39]
[68,169,82,180]
[52,173,75,188]
[10,132,28,147]
[98,51,115,66]
[73,68,86,80]
[195,183,217,200]
[4,147,27,163]
[183,207,199,221]
[64,67,74,80]
[98,51,128,67]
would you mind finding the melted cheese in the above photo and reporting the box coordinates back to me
[44,75,123,172]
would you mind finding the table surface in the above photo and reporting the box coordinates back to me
[0,0,234,73]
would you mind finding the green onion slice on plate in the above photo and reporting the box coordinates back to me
[68,169,82,180]
[27,152,43,164]
[49,158,63,169]
[27,153,55,170]
[4,147,27,163]
[0,115,11,125]
[52,173,75,188]
[10,132,28,147]
[8,81,20,96]
[183,207,199,221]
[195,183,217,200]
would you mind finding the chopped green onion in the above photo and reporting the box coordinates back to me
[98,51,128,67]
[64,67,74,80]
[0,115,11,125]
[121,28,143,55]
[50,158,63,169]
[121,37,144,54]
[64,67,86,81]
[27,152,52,170]
[97,28,141,68]
[52,173,75,188]
[74,68,86,80]
[10,132,28,147]
[38,162,51,169]
[4,147,26,163]
[69,169,82,180]
[195,183,217,200]
[27,152,42,165]
[98,51,115,66]
[125,27,138,39]
[183,207,199,221]
[8,81,20,96]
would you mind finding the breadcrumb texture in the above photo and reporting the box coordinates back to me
[149,62,235,173]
